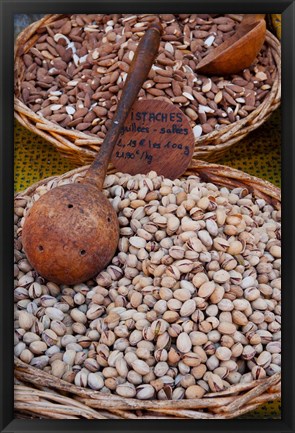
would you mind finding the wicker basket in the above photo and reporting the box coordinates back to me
[14,161,281,419]
[14,14,281,165]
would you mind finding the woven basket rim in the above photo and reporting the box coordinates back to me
[14,13,281,165]
[14,162,281,419]
[14,357,281,419]
[16,159,281,209]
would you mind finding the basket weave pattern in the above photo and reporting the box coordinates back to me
[14,161,281,419]
[15,357,280,419]
[14,14,281,165]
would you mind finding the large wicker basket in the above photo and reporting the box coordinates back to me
[14,14,281,165]
[14,161,281,419]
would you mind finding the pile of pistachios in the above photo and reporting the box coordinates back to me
[14,170,281,400]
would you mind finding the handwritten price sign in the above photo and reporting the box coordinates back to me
[111,100,195,179]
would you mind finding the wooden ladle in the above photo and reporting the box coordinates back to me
[22,21,163,285]
[195,14,266,75]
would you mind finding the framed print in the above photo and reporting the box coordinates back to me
[1,1,294,432]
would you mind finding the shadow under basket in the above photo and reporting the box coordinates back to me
[14,161,281,420]
[14,14,281,165]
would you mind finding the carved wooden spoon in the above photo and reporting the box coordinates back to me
[22,21,163,285]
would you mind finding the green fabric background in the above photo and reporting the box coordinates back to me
[14,109,281,193]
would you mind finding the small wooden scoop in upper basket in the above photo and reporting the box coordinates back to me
[195,14,266,75]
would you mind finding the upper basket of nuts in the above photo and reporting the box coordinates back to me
[14,14,281,165]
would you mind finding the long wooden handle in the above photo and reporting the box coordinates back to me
[83,21,163,190]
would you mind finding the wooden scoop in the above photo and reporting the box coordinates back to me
[22,21,163,285]
[195,14,266,75]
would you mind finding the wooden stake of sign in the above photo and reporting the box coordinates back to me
[111,100,195,179]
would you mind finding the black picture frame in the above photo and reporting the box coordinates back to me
[1,1,294,432]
